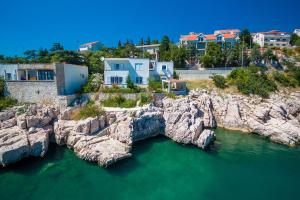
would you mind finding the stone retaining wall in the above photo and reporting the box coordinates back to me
[5,81,58,104]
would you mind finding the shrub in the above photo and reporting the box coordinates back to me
[79,74,103,94]
[0,77,5,97]
[165,92,176,99]
[101,95,137,108]
[148,78,162,92]
[0,97,18,111]
[71,101,104,120]
[100,85,145,94]
[228,67,277,98]
[287,65,300,86]
[210,74,227,89]
[140,93,152,106]
[272,71,297,87]
[126,76,135,89]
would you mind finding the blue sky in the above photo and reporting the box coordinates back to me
[1,0,299,55]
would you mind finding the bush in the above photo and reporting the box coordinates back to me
[126,76,135,89]
[148,78,162,92]
[228,67,277,98]
[101,95,137,108]
[165,92,176,99]
[0,97,18,111]
[0,77,5,97]
[272,71,297,87]
[71,101,104,120]
[210,74,227,89]
[140,93,152,106]
[77,74,103,94]
[100,85,145,94]
[287,65,300,86]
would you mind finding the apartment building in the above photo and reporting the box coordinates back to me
[179,29,240,54]
[252,30,290,48]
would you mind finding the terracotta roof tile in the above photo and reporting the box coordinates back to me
[223,34,236,39]
[205,34,216,40]
[181,34,199,41]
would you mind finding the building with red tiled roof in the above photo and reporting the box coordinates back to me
[79,41,103,52]
[179,29,240,55]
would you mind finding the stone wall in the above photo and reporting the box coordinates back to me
[176,68,236,80]
[5,81,58,104]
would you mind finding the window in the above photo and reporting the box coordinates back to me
[110,76,123,84]
[115,64,120,70]
[28,70,38,80]
[5,73,12,80]
[136,77,143,84]
[38,70,54,80]
[135,63,143,71]
[162,65,167,70]
[149,62,155,70]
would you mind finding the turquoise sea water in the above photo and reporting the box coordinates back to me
[1,128,300,200]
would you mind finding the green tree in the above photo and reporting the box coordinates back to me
[0,77,5,96]
[159,36,171,61]
[200,43,223,67]
[139,38,144,45]
[50,43,64,52]
[239,28,252,47]
[199,55,214,68]
[117,40,122,49]
[146,37,151,45]
[152,39,159,44]
[250,45,262,65]
[23,50,37,61]
[126,76,135,89]
[170,45,187,68]
[263,48,277,64]
[51,50,83,65]
[290,33,300,46]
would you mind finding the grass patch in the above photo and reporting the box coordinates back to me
[101,95,137,108]
[100,85,145,94]
[70,101,104,120]
[0,97,18,111]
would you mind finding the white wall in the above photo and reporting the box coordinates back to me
[104,58,149,87]
[0,64,18,80]
[253,33,265,47]
[63,64,88,94]
[155,61,174,79]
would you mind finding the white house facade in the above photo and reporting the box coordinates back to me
[252,30,290,48]
[293,29,300,37]
[104,58,173,87]
[0,63,88,103]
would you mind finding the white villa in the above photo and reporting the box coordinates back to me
[104,58,173,87]
[0,63,88,103]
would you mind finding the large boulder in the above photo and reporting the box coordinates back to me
[162,98,215,149]
[0,126,51,167]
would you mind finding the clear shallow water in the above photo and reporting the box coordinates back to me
[1,129,300,200]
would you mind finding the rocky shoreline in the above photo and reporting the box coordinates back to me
[1,89,300,167]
